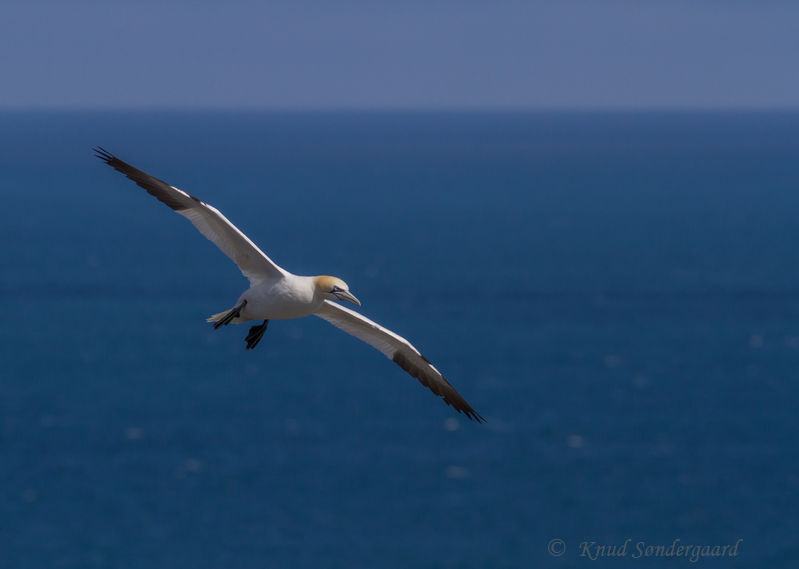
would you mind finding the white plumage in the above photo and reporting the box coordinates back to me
[95,147,483,422]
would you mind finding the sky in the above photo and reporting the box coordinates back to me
[2,0,799,110]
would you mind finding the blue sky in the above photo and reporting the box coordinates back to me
[2,1,798,109]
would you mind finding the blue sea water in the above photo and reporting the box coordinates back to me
[2,111,799,568]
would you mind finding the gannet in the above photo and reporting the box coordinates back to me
[95,148,483,422]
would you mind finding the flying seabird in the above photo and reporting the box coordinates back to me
[95,148,483,422]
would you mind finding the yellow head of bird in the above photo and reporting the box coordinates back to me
[314,275,361,306]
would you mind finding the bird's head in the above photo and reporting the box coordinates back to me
[314,275,361,306]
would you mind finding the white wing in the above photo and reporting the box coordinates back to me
[95,148,286,284]
[314,300,484,421]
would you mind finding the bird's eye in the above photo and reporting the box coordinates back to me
[331,286,342,293]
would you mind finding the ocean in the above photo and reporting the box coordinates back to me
[1,111,798,568]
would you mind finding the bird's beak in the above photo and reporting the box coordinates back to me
[335,290,361,306]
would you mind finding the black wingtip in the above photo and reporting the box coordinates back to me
[93,146,114,163]
[462,409,486,423]
[446,396,485,423]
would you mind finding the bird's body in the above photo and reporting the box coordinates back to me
[227,275,321,322]
[95,147,483,422]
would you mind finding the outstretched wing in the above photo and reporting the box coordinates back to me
[95,147,286,284]
[314,300,484,422]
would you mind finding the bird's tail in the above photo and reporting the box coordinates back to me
[206,310,229,324]
[207,299,248,329]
